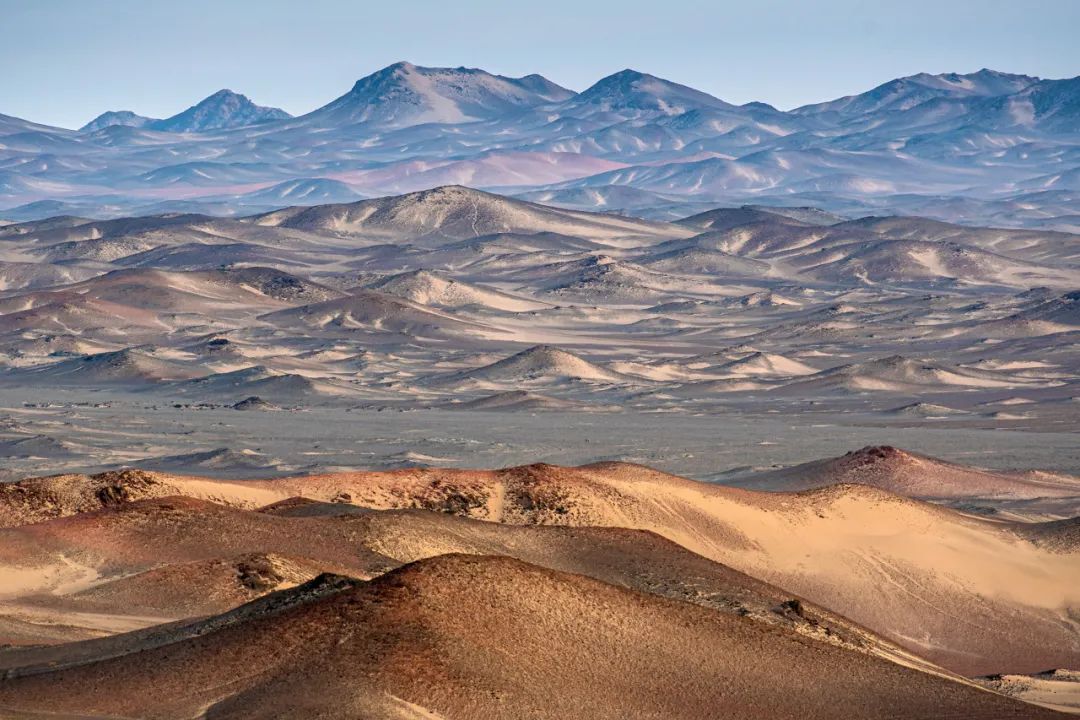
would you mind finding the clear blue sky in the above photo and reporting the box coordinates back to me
[4,0,1078,129]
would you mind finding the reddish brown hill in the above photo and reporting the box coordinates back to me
[4,460,1079,674]
[0,555,1063,720]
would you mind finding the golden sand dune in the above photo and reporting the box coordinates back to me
[0,555,1064,720]
[0,498,931,677]
[3,457,1079,675]
[735,445,1080,499]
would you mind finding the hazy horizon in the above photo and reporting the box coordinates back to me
[3,0,1078,129]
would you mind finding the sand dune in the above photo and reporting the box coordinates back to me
[367,268,549,312]
[0,497,938,672]
[259,289,495,338]
[781,354,1048,394]
[715,351,819,376]
[18,348,205,385]
[886,401,969,417]
[0,496,395,595]
[52,553,328,618]
[441,344,633,385]
[0,554,1062,719]
[449,389,585,411]
[1,189,1076,428]
[3,459,1078,674]
[735,445,1080,499]
[253,185,691,245]
[0,496,396,643]
[164,365,351,403]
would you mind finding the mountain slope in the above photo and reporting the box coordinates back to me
[237,177,364,205]
[780,355,1045,394]
[18,349,204,385]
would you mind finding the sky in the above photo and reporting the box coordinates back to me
[3,0,1078,129]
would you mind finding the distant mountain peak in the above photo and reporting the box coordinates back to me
[346,61,416,91]
[205,88,243,100]
[605,68,648,82]
[741,100,779,111]
[579,69,659,95]
[311,62,574,128]
[79,110,156,133]
[572,69,733,115]
[795,69,1041,116]
[917,69,1039,90]
[148,90,292,133]
[970,67,1039,80]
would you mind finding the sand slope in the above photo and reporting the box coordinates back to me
[0,555,1063,720]
[735,445,1080,499]
[0,497,928,672]
[3,460,1078,674]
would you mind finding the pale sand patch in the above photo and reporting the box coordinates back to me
[385,695,450,720]
[982,670,1080,714]
[0,603,170,636]
[0,556,101,598]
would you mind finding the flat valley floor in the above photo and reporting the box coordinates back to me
[4,387,1078,483]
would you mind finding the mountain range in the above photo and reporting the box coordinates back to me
[1,63,1077,228]
[79,89,291,133]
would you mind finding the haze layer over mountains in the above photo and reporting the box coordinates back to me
[1,62,1079,230]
